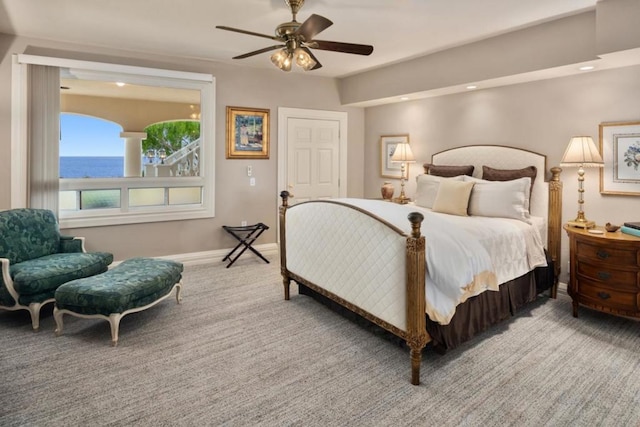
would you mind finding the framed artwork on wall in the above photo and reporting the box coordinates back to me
[380,134,410,179]
[600,121,640,196]
[226,106,270,159]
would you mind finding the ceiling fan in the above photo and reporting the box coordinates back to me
[216,0,374,72]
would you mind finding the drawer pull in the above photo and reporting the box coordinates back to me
[597,272,612,281]
[596,250,610,259]
[597,292,611,300]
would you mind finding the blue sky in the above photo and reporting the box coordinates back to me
[60,114,124,157]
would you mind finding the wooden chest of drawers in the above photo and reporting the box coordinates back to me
[565,225,640,319]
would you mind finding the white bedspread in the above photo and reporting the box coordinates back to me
[336,199,547,324]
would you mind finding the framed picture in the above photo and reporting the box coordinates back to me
[226,106,270,159]
[600,121,640,195]
[380,134,410,179]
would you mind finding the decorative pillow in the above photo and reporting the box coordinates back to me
[415,174,465,209]
[466,175,532,215]
[432,180,475,216]
[482,165,537,196]
[423,163,474,177]
[465,176,531,222]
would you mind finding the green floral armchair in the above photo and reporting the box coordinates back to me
[0,208,113,330]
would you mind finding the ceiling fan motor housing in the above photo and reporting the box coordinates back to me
[275,21,301,40]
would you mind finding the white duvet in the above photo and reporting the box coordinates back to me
[331,199,547,324]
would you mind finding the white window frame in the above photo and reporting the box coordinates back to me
[11,54,216,228]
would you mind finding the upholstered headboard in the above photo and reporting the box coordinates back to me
[429,145,548,218]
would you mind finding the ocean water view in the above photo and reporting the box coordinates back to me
[60,156,124,178]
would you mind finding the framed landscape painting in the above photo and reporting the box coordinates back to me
[226,106,270,159]
[380,134,410,179]
[600,121,640,196]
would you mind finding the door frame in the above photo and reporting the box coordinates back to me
[277,107,348,201]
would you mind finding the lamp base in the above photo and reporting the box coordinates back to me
[393,196,412,205]
[567,219,595,229]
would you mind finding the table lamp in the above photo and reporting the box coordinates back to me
[391,142,416,204]
[560,136,604,228]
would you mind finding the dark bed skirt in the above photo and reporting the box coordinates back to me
[296,254,555,352]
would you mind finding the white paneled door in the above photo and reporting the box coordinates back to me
[286,117,341,203]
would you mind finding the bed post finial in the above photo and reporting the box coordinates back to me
[406,211,429,385]
[280,190,290,208]
[279,191,291,300]
[408,212,424,238]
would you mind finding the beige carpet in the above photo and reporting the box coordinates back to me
[1,256,639,426]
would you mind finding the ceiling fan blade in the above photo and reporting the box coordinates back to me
[301,47,322,70]
[232,45,285,59]
[216,26,281,42]
[310,40,374,56]
[296,14,333,41]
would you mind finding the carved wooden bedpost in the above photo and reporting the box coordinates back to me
[279,191,291,300]
[548,167,563,299]
[406,212,429,385]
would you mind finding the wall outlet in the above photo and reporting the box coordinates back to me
[241,220,247,226]
[247,165,252,177]
[250,177,256,186]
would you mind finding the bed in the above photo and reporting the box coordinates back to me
[278,145,563,385]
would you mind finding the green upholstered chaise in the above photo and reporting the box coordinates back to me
[54,257,183,346]
[0,208,113,330]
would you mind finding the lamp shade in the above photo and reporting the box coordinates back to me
[294,48,317,71]
[271,49,293,72]
[391,142,416,163]
[560,136,604,167]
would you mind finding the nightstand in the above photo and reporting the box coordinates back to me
[564,225,640,319]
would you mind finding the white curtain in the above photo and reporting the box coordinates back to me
[27,65,60,214]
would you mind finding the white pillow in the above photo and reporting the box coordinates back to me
[432,179,475,216]
[415,174,464,209]
[464,176,531,222]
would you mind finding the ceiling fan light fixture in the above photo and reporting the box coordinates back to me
[271,48,293,72]
[219,0,373,72]
[294,48,316,71]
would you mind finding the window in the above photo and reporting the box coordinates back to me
[12,54,216,228]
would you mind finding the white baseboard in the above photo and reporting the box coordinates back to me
[113,243,279,267]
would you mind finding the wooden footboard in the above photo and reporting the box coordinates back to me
[279,191,430,385]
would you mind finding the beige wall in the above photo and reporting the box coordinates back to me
[364,65,640,283]
[0,34,365,260]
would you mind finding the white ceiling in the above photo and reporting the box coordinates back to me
[0,0,598,78]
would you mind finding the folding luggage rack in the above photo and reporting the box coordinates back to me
[221,223,270,268]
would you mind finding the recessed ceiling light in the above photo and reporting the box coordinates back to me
[578,66,594,71]
[116,82,126,87]
[400,96,409,101]
[466,85,477,90]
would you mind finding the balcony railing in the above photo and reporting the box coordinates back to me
[145,138,200,177]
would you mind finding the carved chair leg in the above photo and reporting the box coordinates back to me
[28,302,43,332]
[53,307,64,336]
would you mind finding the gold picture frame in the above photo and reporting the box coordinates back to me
[226,106,270,159]
[380,134,410,179]
[599,121,640,195]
